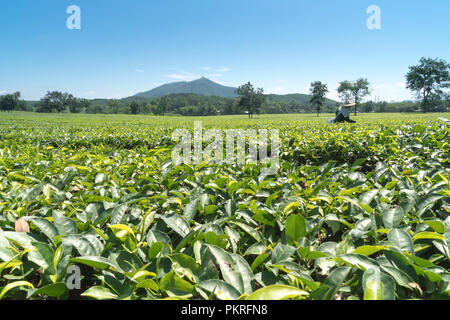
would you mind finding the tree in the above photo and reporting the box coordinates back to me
[309,81,329,117]
[0,92,22,112]
[105,99,125,114]
[376,101,388,113]
[140,102,153,114]
[352,79,371,115]
[129,101,139,115]
[337,81,354,102]
[406,57,450,113]
[361,100,375,113]
[236,82,265,118]
[222,100,236,115]
[338,79,371,116]
[37,91,77,113]
[154,97,169,115]
[444,93,450,112]
[86,103,103,114]
[70,98,90,113]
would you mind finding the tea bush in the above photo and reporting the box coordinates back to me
[0,113,449,300]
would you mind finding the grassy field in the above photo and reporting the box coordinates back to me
[1,111,448,124]
[0,112,449,300]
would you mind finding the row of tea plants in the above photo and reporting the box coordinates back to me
[0,114,448,300]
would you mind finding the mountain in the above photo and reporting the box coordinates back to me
[134,78,339,106]
[135,77,238,98]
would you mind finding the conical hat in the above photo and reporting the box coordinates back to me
[342,99,356,107]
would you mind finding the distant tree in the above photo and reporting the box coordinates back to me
[146,103,156,114]
[0,92,22,112]
[352,78,371,115]
[205,105,217,116]
[36,101,52,113]
[222,100,236,115]
[69,98,90,113]
[15,99,29,111]
[406,57,450,113]
[86,103,103,114]
[37,91,76,113]
[80,99,91,113]
[139,102,152,114]
[236,82,265,118]
[156,97,169,115]
[338,78,371,115]
[361,100,375,113]
[337,81,354,102]
[376,101,388,113]
[129,100,139,115]
[105,99,123,114]
[445,93,450,112]
[309,81,329,117]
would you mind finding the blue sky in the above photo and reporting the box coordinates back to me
[1,0,449,101]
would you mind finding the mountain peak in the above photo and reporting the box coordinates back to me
[192,76,209,82]
[192,77,216,83]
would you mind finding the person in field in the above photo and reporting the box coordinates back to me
[333,100,356,123]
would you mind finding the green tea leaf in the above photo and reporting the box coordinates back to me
[285,214,306,243]
[245,285,308,300]
[388,229,414,254]
[81,286,118,300]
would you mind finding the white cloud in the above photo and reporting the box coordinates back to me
[370,82,412,101]
[84,90,96,97]
[165,67,230,82]
[110,90,136,99]
[201,66,229,72]
[216,67,230,72]
[266,86,289,95]
[165,72,200,81]
[135,69,144,73]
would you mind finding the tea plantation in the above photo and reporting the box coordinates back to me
[0,112,449,300]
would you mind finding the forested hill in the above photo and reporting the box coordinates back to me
[133,78,339,108]
[135,77,238,98]
[82,93,340,115]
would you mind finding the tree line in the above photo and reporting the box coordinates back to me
[308,57,449,116]
[1,57,449,115]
